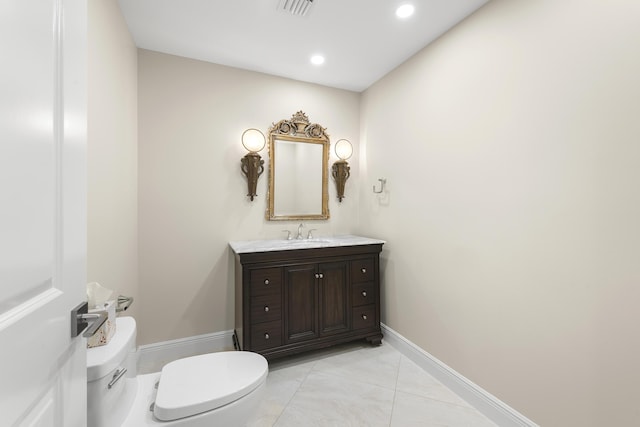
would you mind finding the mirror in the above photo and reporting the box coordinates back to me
[267,111,330,220]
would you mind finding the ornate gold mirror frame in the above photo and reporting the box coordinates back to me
[266,111,330,221]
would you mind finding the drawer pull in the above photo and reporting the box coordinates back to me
[264,333,270,340]
[264,279,270,285]
[361,268,367,274]
[362,291,367,297]
[264,306,269,312]
[361,314,368,320]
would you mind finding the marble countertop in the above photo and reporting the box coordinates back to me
[229,235,385,254]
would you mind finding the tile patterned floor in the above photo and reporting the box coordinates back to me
[245,341,497,427]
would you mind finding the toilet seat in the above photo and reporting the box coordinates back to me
[153,351,269,421]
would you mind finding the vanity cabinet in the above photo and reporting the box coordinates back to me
[232,241,383,360]
[285,260,350,343]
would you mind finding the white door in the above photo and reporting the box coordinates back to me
[0,0,87,425]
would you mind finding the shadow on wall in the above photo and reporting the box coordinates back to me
[378,247,394,325]
[177,246,233,337]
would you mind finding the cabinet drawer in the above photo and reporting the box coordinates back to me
[351,259,374,283]
[250,320,282,351]
[352,305,376,330]
[250,294,281,324]
[352,283,375,307]
[250,268,281,296]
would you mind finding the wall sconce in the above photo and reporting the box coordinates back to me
[331,139,352,202]
[240,128,266,201]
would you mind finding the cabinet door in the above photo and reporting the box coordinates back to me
[318,261,350,336]
[284,263,318,343]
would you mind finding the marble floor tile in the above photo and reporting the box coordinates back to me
[268,356,317,382]
[390,391,497,427]
[274,370,395,427]
[395,356,472,408]
[311,341,402,391]
[139,342,495,427]
[246,369,305,427]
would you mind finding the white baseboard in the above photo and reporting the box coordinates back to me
[137,329,235,370]
[380,323,538,427]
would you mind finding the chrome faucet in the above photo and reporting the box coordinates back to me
[296,223,305,239]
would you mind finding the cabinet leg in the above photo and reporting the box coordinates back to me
[366,333,383,346]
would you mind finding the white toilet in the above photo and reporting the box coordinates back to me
[87,317,268,426]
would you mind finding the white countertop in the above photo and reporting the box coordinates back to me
[229,235,385,254]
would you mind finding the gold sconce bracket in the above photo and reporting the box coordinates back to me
[332,160,351,202]
[241,152,264,201]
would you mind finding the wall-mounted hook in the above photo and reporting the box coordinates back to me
[373,178,386,194]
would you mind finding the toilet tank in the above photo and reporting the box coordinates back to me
[87,316,136,381]
[87,316,138,427]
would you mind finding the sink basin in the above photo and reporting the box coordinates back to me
[264,238,334,249]
[287,238,331,244]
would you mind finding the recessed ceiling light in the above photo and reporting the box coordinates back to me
[310,54,325,65]
[396,3,415,19]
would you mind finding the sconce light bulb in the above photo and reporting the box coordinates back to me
[242,128,266,153]
[334,139,353,160]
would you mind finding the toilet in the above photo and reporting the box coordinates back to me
[87,317,268,426]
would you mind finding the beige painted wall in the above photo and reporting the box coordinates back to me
[87,0,139,317]
[359,0,640,425]
[137,50,360,345]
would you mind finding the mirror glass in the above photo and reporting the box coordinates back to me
[267,111,329,220]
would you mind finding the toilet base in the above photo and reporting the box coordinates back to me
[122,372,265,426]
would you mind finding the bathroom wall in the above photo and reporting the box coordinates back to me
[87,0,139,317]
[137,50,360,345]
[359,0,640,425]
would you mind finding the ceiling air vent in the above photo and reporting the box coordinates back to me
[278,0,315,17]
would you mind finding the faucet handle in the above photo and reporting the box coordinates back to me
[282,230,292,240]
[307,229,317,239]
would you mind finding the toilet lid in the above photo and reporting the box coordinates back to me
[153,351,268,421]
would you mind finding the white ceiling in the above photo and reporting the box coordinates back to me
[117,0,489,92]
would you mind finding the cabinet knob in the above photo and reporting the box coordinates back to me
[264,306,269,312]
[362,291,367,297]
[361,314,368,320]
[264,333,270,340]
[315,273,319,279]
[319,273,324,279]
[361,268,367,274]
[264,279,270,285]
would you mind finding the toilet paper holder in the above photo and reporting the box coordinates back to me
[117,295,134,312]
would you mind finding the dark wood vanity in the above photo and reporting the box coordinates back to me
[231,237,384,360]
